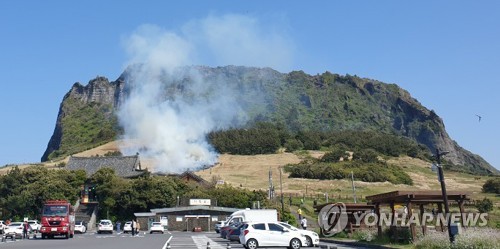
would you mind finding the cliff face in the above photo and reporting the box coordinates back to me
[41,77,123,161]
[41,66,498,175]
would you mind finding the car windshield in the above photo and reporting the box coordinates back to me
[9,223,23,227]
[100,221,111,225]
[75,221,83,225]
[152,222,162,226]
[43,205,68,216]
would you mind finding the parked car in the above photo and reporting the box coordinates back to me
[74,221,87,233]
[239,222,307,249]
[97,220,113,234]
[279,222,319,247]
[226,223,246,241]
[0,220,5,234]
[123,221,132,233]
[27,220,41,232]
[214,221,222,233]
[149,222,164,234]
[220,223,237,239]
[3,222,24,239]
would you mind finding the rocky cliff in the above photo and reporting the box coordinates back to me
[41,66,498,175]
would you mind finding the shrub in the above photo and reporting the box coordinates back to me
[482,178,500,194]
[414,228,500,249]
[475,198,494,213]
[284,138,303,152]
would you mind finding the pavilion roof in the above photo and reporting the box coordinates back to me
[366,190,470,205]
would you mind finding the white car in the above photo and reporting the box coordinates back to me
[3,222,24,239]
[27,220,41,232]
[97,220,113,234]
[279,222,319,247]
[149,222,164,234]
[239,222,307,249]
[123,221,132,233]
[74,221,86,233]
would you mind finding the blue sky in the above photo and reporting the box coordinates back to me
[0,1,499,170]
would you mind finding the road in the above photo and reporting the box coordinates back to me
[0,231,366,249]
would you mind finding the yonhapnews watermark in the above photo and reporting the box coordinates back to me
[317,202,489,237]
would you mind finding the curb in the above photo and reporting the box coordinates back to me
[320,238,396,249]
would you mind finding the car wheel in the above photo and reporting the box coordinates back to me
[305,236,312,247]
[246,238,258,249]
[97,231,101,234]
[290,238,301,249]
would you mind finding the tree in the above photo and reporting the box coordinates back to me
[482,178,500,194]
[475,198,493,213]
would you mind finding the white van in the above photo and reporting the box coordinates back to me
[222,209,278,227]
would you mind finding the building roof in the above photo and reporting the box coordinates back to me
[67,155,145,178]
[151,205,240,214]
[366,190,471,205]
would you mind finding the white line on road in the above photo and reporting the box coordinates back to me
[162,234,173,249]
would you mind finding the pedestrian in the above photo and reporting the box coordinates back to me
[297,208,303,220]
[23,221,29,239]
[131,220,136,236]
[300,217,307,230]
[135,220,141,235]
[116,221,121,234]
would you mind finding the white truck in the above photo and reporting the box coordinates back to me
[221,209,278,227]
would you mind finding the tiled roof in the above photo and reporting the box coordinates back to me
[67,155,145,178]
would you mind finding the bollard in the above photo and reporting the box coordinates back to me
[227,242,231,249]
[12,235,15,241]
[166,242,171,249]
[207,241,210,249]
[1,235,5,242]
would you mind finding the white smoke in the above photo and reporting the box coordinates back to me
[118,14,294,173]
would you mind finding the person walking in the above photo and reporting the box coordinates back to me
[135,220,141,236]
[300,217,307,230]
[131,220,136,236]
[23,221,29,239]
[116,221,121,234]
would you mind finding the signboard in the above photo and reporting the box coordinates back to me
[189,199,211,206]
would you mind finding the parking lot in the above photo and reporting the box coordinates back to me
[0,231,365,249]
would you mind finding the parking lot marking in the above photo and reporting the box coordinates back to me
[192,235,225,249]
[161,235,173,249]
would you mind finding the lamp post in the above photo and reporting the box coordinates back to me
[432,148,454,243]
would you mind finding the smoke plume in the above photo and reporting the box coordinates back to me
[118,14,293,173]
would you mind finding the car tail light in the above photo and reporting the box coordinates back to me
[243,229,249,235]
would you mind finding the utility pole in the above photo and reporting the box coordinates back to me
[279,166,284,218]
[351,171,357,203]
[435,148,454,243]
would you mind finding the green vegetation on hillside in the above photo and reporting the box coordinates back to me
[209,122,429,159]
[285,160,413,185]
[47,97,118,161]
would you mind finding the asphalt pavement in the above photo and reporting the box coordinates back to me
[0,231,366,249]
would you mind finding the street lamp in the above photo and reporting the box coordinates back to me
[431,148,454,243]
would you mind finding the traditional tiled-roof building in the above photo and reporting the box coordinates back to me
[67,155,145,178]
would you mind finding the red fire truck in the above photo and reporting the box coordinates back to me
[40,200,75,239]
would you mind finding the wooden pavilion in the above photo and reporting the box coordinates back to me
[366,190,470,241]
[314,203,376,236]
